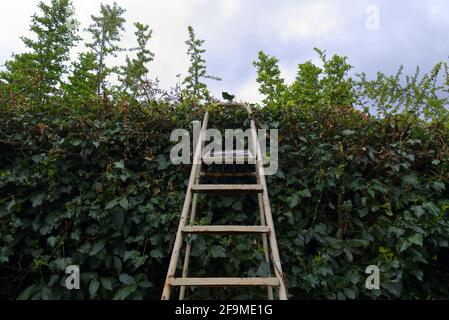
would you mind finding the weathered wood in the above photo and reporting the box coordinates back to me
[191,184,263,194]
[200,172,256,178]
[161,112,209,301]
[170,277,280,287]
[182,225,270,234]
[202,156,256,164]
[250,118,288,300]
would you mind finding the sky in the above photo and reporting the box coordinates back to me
[0,0,448,103]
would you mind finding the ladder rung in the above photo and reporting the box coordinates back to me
[191,184,263,194]
[169,277,280,287]
[182,225,270,234]
[200,172,256,178]
[202,156,256,164]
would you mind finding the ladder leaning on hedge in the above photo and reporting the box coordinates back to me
[161,103,287,300]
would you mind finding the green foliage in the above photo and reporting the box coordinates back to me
[253,51,286,107]
[0,0,448,302]
[119,23,154,101]
[182,26,221,106]
[64,52,98,108]
[0,100,448,300]
[254,48,355,110]
[86,2,126,95]
[356,63,449,122]
[0,0,79,107]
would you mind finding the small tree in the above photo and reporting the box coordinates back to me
[183,26,220,106]
[253,51,286,107]
[119,22,154,100]
[0,0,79,107]
[64,52,98,108]
[86,2,126,95]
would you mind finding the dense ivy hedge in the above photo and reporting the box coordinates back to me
[0,103,448,300]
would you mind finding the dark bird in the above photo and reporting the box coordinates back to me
[222,91,235,102]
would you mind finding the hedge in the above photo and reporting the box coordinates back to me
[0,103,448,300]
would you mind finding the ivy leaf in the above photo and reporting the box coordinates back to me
[232,201,242,211]
[113,284,137,300]
[100,277,114,291]
[89,279,100,298]
[150,248,164,258]
[89,239,106,256]
[119,197,129,209]
[210,245,226,258]
[344,288,356,299]
[299,189,312,198]
[31,193,46,208]
[114,160,125,169]
[119,273,135,285]
[112,211,124,230]
[290,193,300,208]
[105,199,119,210]
[138,281,153,288]
[42,287,53,300]
[409,233,423,246]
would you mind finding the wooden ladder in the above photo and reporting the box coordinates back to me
[161,103,287,300]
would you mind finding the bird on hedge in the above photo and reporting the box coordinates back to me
[222,91,235,103]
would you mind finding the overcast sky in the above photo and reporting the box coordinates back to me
[1,0,448,103]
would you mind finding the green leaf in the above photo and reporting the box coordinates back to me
[119,273,135,285]
[412,205,425,218]
[210,245,226,258]
[100,277,114,291]
[409,233,423,246]
[89,279,100,298]
[113,284,137,300]
[150,248,163,258]
[112,211,124,230]
[105,199,119,210]
[89,239,106,256]
[299,189,311,198]
[31,193,46,208]
[432,181,445,192]
[42,287,53,300]
[232,201,242,211]
[342,129,355,136]
[344,288,356,299]
[31,154,44,163]
[138,281,153,288]
[17,285,36,300]
[114,160,125,169]
[119,197,129,209]
[290,193,300,208]
[402,174,418,186]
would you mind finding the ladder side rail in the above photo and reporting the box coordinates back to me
[250,119,288,300]
[161,111,209,300]
[179,126,208,299]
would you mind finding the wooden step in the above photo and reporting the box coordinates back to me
[169,277,280,287]
[200,172,256,178]
[202,156,256,164]
[191,184,263,194]
[182,225,270,234]
[202,150,256,164]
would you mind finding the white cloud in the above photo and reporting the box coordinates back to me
[267,1,350,42]
[235,76,262,103]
